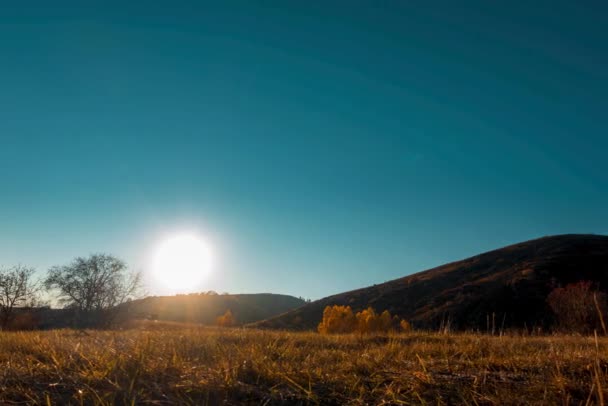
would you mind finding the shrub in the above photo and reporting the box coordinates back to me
[547,281,608,334]
[6,311,39,330]
[216,310,235,327]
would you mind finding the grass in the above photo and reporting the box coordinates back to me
[1,321,608,405]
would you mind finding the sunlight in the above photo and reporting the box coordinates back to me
[151,233,212,291]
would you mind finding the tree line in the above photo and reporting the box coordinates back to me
[0,254,141,330]
[318,305,411,334]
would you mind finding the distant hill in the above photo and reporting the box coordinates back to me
[121,293,306,326]
[252,234,608,331]
[9,293,306,330]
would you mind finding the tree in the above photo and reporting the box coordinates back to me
[216,309,235,327]
[379,310,393,331]
[45,254,142,327]
[547,281,608,334]
[318,305,356,334]
[318,305,412,335]
[355,307,378,333]
[400,319,411,332]
[0,266,38,329]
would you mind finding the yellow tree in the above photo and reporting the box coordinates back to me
[216,309,235,327]
[318,305,356,334]
[400,319,411,332]
[356,307,380,333]
[379,310,392,332]
[319,305,413,334]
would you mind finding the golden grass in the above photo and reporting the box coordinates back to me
[1,322,607,405]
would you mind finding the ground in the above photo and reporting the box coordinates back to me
[0,322,607,405]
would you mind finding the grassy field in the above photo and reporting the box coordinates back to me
[1,322,607,405]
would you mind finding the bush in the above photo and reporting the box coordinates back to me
[6,311,39,330]
[547,281,608,334]
[216,310,235,327]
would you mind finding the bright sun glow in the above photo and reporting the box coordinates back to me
[152,233,212,291]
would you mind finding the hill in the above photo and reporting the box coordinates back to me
[252,234,608,331]
[8,293,306,330]
[122,293,306,326]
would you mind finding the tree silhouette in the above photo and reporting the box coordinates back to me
[45,254,141,327]
[0,266,38,329]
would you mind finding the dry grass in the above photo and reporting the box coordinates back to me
[1,322,608,405]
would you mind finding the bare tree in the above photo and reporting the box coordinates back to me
[45,254,142,327]
[0,266,38,329]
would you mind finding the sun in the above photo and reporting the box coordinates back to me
[152,233,212,291]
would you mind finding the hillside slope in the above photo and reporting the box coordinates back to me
[253,234,608,331]
[123,293,306,326]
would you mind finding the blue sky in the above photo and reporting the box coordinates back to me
[1,1,607,299]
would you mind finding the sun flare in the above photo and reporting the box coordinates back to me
[152,233,212,291]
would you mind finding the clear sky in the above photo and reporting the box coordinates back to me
[1,1,607,300]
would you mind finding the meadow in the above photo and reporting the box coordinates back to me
[0,322,607,405]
